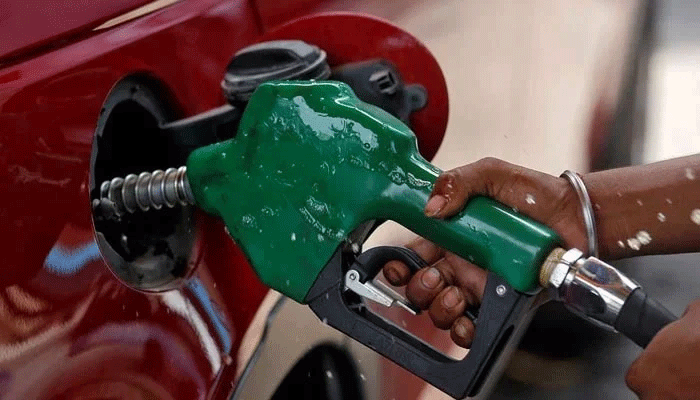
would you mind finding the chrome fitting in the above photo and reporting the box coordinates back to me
[539,248,582,289]
[561,256,639,327]
[542,248,640,329]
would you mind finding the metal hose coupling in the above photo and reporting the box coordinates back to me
[540,248,639,329]
[98,166,195,216]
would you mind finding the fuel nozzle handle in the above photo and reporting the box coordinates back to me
[541,248,677,347]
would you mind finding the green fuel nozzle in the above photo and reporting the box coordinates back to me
[97,80,559,398]
[97,80,678,398]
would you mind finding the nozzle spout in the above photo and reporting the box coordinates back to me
[98,166,194,216]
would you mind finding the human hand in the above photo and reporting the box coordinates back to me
[383,157,586,347]
[625,299,700,400]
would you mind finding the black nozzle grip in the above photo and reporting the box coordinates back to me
[307,246,535,398]
[353,246,427,281]
[614,288,677,348]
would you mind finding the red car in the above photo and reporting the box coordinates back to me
[0,1,449,399]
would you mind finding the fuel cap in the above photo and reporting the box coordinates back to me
[222,40,330,103]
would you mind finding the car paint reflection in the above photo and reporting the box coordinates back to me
[0,218,241,399]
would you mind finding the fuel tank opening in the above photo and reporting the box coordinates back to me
[90,77,197,291]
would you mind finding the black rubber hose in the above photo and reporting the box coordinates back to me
[614,288,677,348]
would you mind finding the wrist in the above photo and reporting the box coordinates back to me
[580,170,635,260]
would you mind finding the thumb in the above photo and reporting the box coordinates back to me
[425,158,503,218]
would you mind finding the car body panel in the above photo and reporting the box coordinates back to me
[0,0,163,61]
[0,1,269,399]
[250,0,323,31]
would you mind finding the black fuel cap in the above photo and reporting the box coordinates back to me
[222,40,331,103]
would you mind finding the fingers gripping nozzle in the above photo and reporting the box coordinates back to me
[97,166,194,217]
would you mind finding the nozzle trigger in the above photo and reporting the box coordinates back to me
[345,269,420,315]
[344,246,427,314]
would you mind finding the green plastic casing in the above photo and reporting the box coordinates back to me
[186,81,560,302]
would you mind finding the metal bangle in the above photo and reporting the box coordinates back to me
[560,170,599,258]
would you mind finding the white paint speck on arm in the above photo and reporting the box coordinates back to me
[657,212,666,222]
[686,167,696,180]
[636,199,643,206]
[525,194,536,205]
[691,209,700,225]
[627,238,641,251]
[636,231,652,245]
[617,240,625,248]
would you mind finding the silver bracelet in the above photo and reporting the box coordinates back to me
[560,170,599,258]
